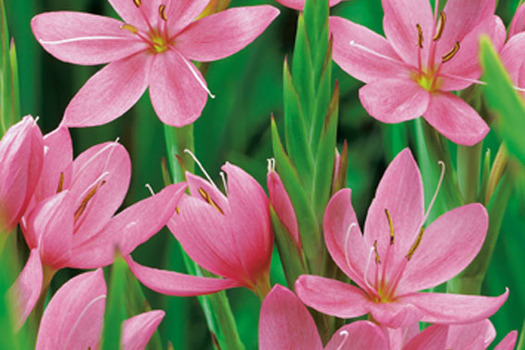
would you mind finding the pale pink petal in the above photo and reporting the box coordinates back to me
[107,0,155,31]
[175,6,279,61]
[325,321,389,350]
[31,12,145,66]
[276,0,344,11]
[403,325,448,350]
[165,0,211,35]
[35,269,106,350]
[382,0,434,67]
[359,79,430,123]
[501,33,525,97]
[423,92,489,146]
[126,256,242,296]
[121,310,164,350]
[494,331,518,350]
[329,16,408,83]
[185,172,229,214]
[400,289,509,324]
[295,275,371,319]
[149,49,207,126]
[70,142,131,245]
[63,53,151,127]
[323,189,370,289]
[398,204,488,295]
[259,285,323,350]
[509,4,525,38]
[9,249,43,330]
[368,301,424,328]
[69,183,186,269]
[268,170,300,248]
[446,320,496,350]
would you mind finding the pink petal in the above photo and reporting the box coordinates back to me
[494,331,518,350]
[9,249,43,330]
[121,310,165,350]
[148,49,207,126]
[398,204,488,295]
[35,269,106,350]
[175,6,279,61]
[70,142,131,245]
[276,0,344,11]
[403,325,448,350]
[325,321,389,350]
[382,0,434,67]
[69,183,186,269]
[329,16,408,83]
[400,289,509,324]
[0,116,44,231]
[63,53,151,127]
[323,189,370,289]
[423,92,489,146]
[501,33,525,97]
[165,0,211,35]
[107,0,158,31]
[446,320,496,349]
[295,275,371,319]
[368,301,424,328]
[509,4,525,38]
[125,256,242,296]
[185,172,229,214]
[31,12,145,65]
[259,285,323,350]
[359,79,430,123]
[268,170,300,248]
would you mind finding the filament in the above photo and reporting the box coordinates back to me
[184,149,219,190]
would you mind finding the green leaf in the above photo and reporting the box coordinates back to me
[480,36,525,164]
[0,0,13,135]
[102,254,128,350]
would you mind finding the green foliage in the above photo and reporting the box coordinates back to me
[102,254,127,350]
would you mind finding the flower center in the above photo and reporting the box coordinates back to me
[149,30,169,53]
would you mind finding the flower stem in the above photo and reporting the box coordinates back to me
[30,266,56,331]
[457,142,482,203]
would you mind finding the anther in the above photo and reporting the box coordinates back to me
[416,24,424,49]
[159,4,168,21]
[433,11,446,41]
[175,207,180,215]
[385,209,394,245]
[57,172,65,193]
[120,24,139,34]
[74,181,106,222]
[132,0,141,8]
[373,240,381,264]
[198,188,224,214]
[406,227,425,261]
[442,42,460,63]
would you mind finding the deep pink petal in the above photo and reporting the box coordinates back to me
[403,325,448,350]
[509,4,525,38]
[446,320,496,350]
[9,249,43,330]
[70,142,131,245]
[35,269,106,350]
[398,204,488,294]
[368,301,424,328]
[69,183,186,269]
[494,331,518,350]
[259,285,323,350]
[329,16,408,83]
[185,172,229,214]
[325,321,389,350]
[121,310,164,350]
[175,6,279,61]
[400,289,509,324]
[323,189,369,288]
[501,33,525,98]
[63,53,151,127]
[126,256,242,296]
[276,0,344,11]
[295,275,371,319]
[165,0,211,35]
[359,79,430,123]
[149,49,207,126]
[268,170,300,248]
[423,92,489,146]
[382,0,434,67]
[31,12,145,65]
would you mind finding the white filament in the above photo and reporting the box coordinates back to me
[63,294,107,350]
[219,171,228,194]
[39,36,128,45]
[336,330,349,350]
[145,183,155,196]
[349,40,404,65]
[174,50,215,98]
[183,149,218,190]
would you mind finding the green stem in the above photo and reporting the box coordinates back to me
[457,142,482,203]
[0,233,7,256]
[30,266,56,331]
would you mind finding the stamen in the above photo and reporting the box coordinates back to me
[349,41,405,65]
[159,4,168,21]
[416,24,424,49]
[442,41,460,63]
[175,207,181,215]
[40,36,130,45]
[176,52,216,98]
[220,171,228,194]
[343,223,358,273]
[145,183,155,196]
[133,0,141,7]
[422,161,445,225]
[74,180,106,222]
[267,158,276,173]
[183,149,219,190]
[385,209,394,245]
[373,240,381,264]
[121,24,139,35]
[198,188,224,214]
[406,227,425,261]
[433,11,446,41]
[336,330,349,350]
[363,244,378,293]
[57,172,65,193]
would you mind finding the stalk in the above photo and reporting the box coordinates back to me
[457,142,482,203]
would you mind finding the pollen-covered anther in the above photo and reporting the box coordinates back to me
[416,23,424,49]
[406,227,425,261]
[433,11,446,41]
[175,206,180,215]
[74,180,106,222]
[442,41,460,63]
[385,209,394,245]
[120,23,139,35]
[373,240,381,264]
[56,172,65,193]
[159,4,168,21]
[132,0,141,8]
[198,188,224,214]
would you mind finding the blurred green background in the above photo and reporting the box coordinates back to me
[5,0,524,348]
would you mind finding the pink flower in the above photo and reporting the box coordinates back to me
[35,269,164,350]
[295,148,508,328]
[0,116,43,232]
[259,285,389,349]
[32,1,279,127]
[329,0,507,145]
[501,4,525,99]
[12,127,186,326]
[275,0,344,11]
[127,163,273,297]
